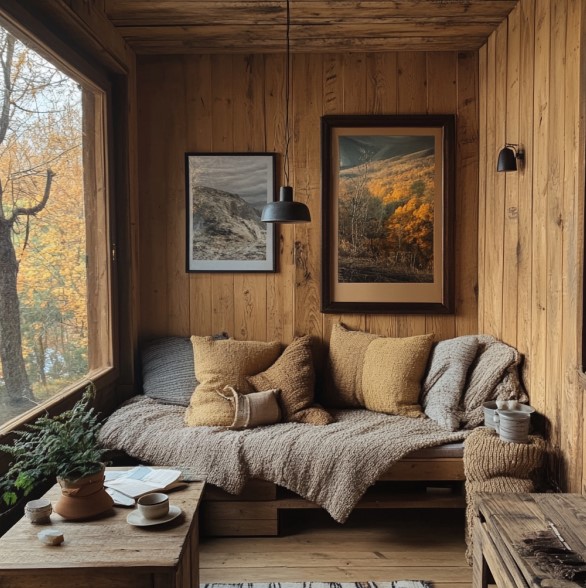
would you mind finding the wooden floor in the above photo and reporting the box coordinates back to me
[200,508,473,587]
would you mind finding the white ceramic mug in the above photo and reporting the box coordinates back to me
[137,492,169,520]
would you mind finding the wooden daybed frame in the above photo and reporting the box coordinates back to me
[200,442,466,536]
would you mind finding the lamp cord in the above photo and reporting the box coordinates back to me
[284,0,291,186]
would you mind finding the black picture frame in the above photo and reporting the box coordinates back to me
[321,115,455,314]
[185,152,277,273]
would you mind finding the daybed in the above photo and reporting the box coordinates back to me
[99,330,527,536]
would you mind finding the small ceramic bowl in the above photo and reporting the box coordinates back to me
[137,493,169,520]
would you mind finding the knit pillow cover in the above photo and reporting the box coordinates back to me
[141,333,228,407]
[322,323,434,417]
[421,335,479,430]
[361,334,434,417]
[321,323,378,408]
[185,336,281,427]
[248,335,334,425]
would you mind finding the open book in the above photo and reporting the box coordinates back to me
[104,466,186,499]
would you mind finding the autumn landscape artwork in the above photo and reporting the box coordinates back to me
[337,134,436,284]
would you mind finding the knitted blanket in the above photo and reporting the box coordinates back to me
[100,397,468,522]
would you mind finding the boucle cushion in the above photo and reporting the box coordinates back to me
[248,336,334,425]
[362,334,434,417]
[185,337,281,427]
[322,323,378,407]
[218,386,282,429]
[460,335,528,429]
[141,333,228,407]
[421,336,479,431]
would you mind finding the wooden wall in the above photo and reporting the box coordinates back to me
[478,0,586,491]
[137,51,479,351]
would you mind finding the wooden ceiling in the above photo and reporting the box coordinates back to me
[103,0,518,53]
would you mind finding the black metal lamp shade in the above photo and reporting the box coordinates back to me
[497,144,524,172]
[261,186,311,223]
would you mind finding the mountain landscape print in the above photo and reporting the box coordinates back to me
[337,134,436,283]
[186,154,275,272]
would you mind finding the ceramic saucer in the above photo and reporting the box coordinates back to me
[127,504,182,527]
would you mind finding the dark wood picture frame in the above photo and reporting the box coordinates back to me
[321,114,455,314]
[185,152,276,273]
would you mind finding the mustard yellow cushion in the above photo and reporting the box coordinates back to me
[185,336,281,427]
[362,334,434,417]
[248,336,334,425]
[321,323,378,408]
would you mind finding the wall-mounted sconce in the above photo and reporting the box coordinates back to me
[497,144,525,172]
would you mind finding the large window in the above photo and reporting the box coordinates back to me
[0,23,111,428]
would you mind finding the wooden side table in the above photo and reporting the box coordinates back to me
[0,470,204,588]
[473,493,586,588]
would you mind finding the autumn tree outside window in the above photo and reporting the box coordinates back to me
[0,22,112,428]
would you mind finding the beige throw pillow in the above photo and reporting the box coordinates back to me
[248,336,334,425]
[322,323,378,407]
[185,336,281,427]
[362,334,434,417]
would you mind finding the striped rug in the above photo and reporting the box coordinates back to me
[202,583,431,588]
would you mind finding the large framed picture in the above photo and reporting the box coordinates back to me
[321,115,455,314]
[185,153,276,272]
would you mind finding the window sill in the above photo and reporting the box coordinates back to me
[0,366,117,440]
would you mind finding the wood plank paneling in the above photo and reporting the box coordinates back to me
[516,0,535,387]
[501,4,520,346]
[563,0,585,492]
[103,0,517,53]
[137,51,479,361]
[454,50,479,337]
[265,53,295,344]
[210,55,236,336]
[425,52,458,342]
[233,55,268,342]
[292,53,323,346]
[186,55,214,337]
[478,0,585,491]
[106,1,518,25]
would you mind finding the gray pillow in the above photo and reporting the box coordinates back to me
[142,334,228,407]
[421,336,479,431]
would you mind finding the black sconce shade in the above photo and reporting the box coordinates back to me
[497,144,525,172]
[261,186,311,223]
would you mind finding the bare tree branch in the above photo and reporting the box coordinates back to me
[9,144,80,179]
[8,169,54,224]
[0,34,14,145]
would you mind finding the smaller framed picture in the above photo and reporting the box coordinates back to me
[185,153,276,272]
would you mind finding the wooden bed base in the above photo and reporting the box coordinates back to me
[200,455,465,537]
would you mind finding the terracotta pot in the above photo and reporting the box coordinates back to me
[53,464,113,520]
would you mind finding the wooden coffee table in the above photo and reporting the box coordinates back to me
[473,493,586,588]
[0,470,204,588]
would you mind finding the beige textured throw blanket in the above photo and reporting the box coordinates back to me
[100,397,467,522]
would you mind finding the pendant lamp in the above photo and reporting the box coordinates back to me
[261,0,311,224]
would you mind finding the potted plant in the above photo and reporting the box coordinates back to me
[0,386,113,520]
